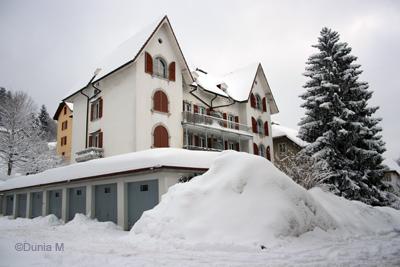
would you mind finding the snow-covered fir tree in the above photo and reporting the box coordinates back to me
[38,104,57,141]
[299,27,390,205]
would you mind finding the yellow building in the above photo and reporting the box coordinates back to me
[53,102,73,162]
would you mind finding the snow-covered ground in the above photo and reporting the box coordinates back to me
[1,151,399,266]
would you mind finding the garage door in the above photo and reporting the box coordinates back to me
[95,183,117,223]
[31,192,43,218]
[68,186,86,221]
[127,180,159,229]
[17,193,27,218]
[48,190,62,219]
[5,195,14,215]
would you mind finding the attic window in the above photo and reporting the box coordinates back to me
[254,80,258,85]
[158,38,163,44]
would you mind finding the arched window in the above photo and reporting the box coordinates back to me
[253,143,259,155]
[264,121,269,136]
[154,57,167,78]
[256,94,262,110]
[257,119,263,135]
[153,125,169,148]
[259,144,265,157]
[153,90,168,113]
[266,146,271,161]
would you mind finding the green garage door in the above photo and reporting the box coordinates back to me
[5,195,14,216]
[68,187,86,221]
[48,190,62,218]
[17,193,27,218]
[127,180,159,229]
[95,183,117,223]
[31,192,43,218]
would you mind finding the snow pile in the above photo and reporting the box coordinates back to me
[131,151,336,246]
[62,214,120,232]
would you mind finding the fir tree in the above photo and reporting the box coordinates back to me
[299,27,389,205]
[38,104,57,141]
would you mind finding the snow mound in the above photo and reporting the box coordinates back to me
[62,213,120,231]
[0,215,61,228]
[131,151,336,246]
[309,188,400,236]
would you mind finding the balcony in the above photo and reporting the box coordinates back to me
[75,147,104,162]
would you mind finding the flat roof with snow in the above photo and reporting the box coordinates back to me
[0,149,220,192]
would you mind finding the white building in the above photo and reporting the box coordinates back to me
[64,16,279,163]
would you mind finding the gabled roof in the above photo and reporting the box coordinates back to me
[272,123,308,148]
[63,15,193,101]
[53,102,73,120]
[192,63,279,114]
[384,159,400,175]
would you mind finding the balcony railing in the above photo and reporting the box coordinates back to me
[182,111,250,132]
[75,147,104,162]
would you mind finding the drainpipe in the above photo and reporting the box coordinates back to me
[80,68,102,148]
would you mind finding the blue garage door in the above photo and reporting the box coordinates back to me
[95,183,117,223]
[5,195,14,216]
[17,194,27,218]
[68,186,86,221]
[48,190,62,219]
[31,192,43,218]
[127,180,159,229]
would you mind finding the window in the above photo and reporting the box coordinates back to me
[76,190,82,196]
[279,143,287,154]
[266,146,271,161]
[153,90,168,113]
[199,106,206,115]
[63,106,67,115]
[153,125,169,148]
[62,152,65,156]
[61,120,68,130]
[257,119,264,135]
[259,144,265,157]
[55,192,60,198]
[256,94,262,110]
[199,136,206,148]
[228,142,235,150]
[228,114,235,129]
[90,98,103,121]
[89,131,103,148]
[183,102,192,112]
[104,187,111,194]
[60,136,67,146]
[140,184,149,191]
[154,57,167,78]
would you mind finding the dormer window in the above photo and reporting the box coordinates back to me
[154,57,167,78]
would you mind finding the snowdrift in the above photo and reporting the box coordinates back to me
[131,151,336,246]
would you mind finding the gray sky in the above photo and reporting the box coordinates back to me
[0,0,399,160]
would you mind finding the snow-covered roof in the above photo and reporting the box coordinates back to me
[63,16,193,101]
[272,123,308,148]
[384,159,400,174]
[0,148,220,192]
[65,102,73,111]
[192,63,279,114]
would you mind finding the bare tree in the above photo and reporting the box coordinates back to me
[0,91,61,175]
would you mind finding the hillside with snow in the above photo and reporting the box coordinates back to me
[1,151,399,266]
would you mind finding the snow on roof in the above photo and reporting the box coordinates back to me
[0,148,220,192]
[63,16,165,100]
[194,70,229,98]
[384,159,400,174]
[272,123,308,148]
[65,102,73,111]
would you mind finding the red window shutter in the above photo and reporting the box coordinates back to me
[224,141,228,150]
[89,135,93,147]
[99,98,103,118]
[145,52,153,74]
[206,108,211,115]
[234,116,239,130]
[194,105,198,114]
[223,113,227,127]
[250,93,256,108]
[262,97,267,112]
[194,135,199,147]
[235,142,240,151]
[266,146,271,161]
[99,132,103,148]
[168,62,176,81]
[264,121,269,136]
[90,103,94,121]
[161,92,168,112]
[154,126,169,148]
[154,91,161,111]
[251,117,257,133]
[253,143,259,155]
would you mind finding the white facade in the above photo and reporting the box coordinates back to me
[65,16,279,163]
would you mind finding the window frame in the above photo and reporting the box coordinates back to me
[257,119,264,135]
[91,99,101,121]
[255,94,262,110]
[154,57,167,78]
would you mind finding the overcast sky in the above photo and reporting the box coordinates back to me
[0,0,399,160]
